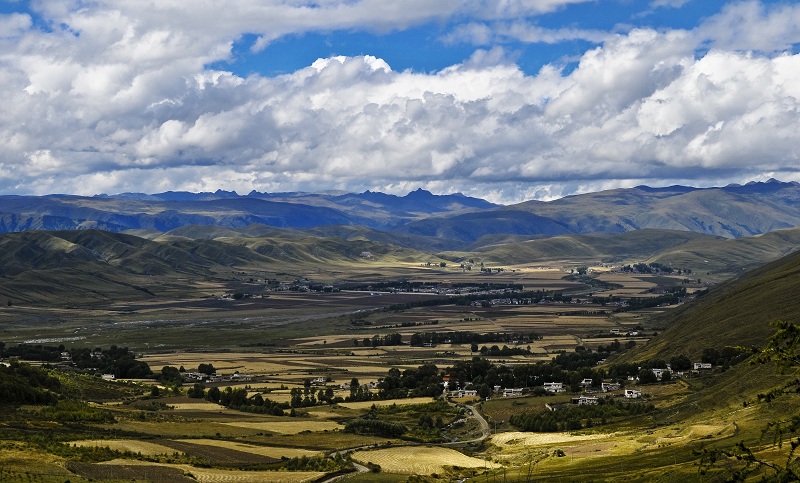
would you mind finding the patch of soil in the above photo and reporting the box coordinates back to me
[155,439,280,466]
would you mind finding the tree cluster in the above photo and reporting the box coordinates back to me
[509,398,655,432]
[0,360,61,405]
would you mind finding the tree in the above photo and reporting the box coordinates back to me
[160,366,183,385]
[187,383,205,398]
[669,354,692,371]
[637,368,658,385]
[198,363,216,375]
[206,386,221,403]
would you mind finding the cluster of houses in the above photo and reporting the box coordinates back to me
[445,379,644,401]
[440,354,715,403]
[609,328,640,336]
[180,371,252,383]
[639,361,714,381]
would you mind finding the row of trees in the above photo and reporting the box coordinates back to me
[409,330,541,347]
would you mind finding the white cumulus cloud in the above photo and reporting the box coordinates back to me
[0,0,799,203]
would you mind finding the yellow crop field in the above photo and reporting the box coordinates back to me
[71,439,178,456]
[169,402,228,411]
[175,439,321,458]
[221,420,344,434]
[294,335,359,346]
[337,397,435,409]
[492,431,610,447]
[351,446,501,475]
[138,352,326,374]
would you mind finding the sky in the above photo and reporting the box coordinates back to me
[0,1,799,203]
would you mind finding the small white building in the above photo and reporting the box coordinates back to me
[625,389,642,399]
[601,382,621,392]
[101,374,115,380]
[693,362,712,370]
[580,378,594,388]
[503,388,524,397]
[651,368,671,380]
[543,382,565,393]
[572,396,599,405]
[449,389,478,398]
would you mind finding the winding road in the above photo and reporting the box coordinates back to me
[319,401,492,482]
[448,404,491,445]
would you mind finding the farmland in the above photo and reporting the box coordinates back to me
[0,249,796,483]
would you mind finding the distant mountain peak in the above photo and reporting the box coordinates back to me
[405,188,433,198]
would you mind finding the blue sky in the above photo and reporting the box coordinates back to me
[215,1,737,77]
[0,1,799,202]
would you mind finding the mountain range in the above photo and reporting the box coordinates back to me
[3,180,799,249]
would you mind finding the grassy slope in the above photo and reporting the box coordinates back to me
[452,229,718,265]
[0,228,441,305]
[624,248,800,361]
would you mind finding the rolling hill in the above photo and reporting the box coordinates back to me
[0,228,438,305]
[454,227,800,276]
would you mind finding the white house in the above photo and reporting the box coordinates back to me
[572,396,599,405]
[580,378,594,388]
[503,388,524,397]
[543,382,565,393]
[625,389,642,399]
[651,368,671,380]
[693,362,712,370]
[601,382,621,392]
[449,389,478,398]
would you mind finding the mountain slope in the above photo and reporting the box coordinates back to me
[0,228,437,304]
[398,180,800,243]
[457,229,719,265]
[627,247,800,361]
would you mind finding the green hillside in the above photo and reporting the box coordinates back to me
[0,228,439,305]
[649,227,800,274]
[627,247,800,361]
[454,229,718,265]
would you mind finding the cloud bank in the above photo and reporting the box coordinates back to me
[1,0,799,203]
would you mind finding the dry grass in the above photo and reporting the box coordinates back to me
[351,446,501,475]
[221,420,344,434]
[337,397,435,409]
[71,439,179,456]
[109,420,263,438]
[138,353,326,374]
[492,431,611,447]
[169,402,229,411]
[175,439,321,458]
